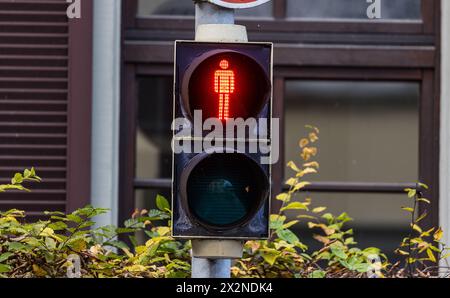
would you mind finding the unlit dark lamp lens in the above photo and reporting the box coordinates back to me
[182,152,269,228]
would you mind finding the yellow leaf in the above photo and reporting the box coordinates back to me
[404,188,416,198]
[122,248,134,258]
[32,264,47,277]
[312,207,326,213]
[401,207,414,213]
[303,161,319,169]
[301,147,317,162]
[433,227,443,241]
[296,167,317,178]
[417,198,431,204]
[305,125,319,134]
[396,249,409,256]
[420,227,434,237]
[125,264,147,272]
[280,202,308,212]
[287,161,301,172]
[313,234,330,245]
[297,214,317,220]
[308,222,335,236]
[416,212,427,223]
[411,224,422,233]
[293,181,311,191]
[309,132,319,143]
[282,220,299,229]
[68,238,86,252]
[426,248,437,263]
[276,193,290,202]
[39,227,55,237]
[299,138,309,148]
[441,253,450,260]
[285,178,297,186]
[156,226,170,236]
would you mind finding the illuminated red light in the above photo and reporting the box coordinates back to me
[214,59,235,120]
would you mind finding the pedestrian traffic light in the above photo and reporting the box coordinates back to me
[172,41,273,239]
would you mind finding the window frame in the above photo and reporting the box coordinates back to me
[119,0,441,231]
[127,0,437,34]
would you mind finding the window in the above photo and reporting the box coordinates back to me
[136,77,172,180]
[286,0,421,19]
[285,81,419,182]
[284,80,420,259]
[134,76,173,212]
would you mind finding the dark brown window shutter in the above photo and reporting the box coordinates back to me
[0,0,92,219]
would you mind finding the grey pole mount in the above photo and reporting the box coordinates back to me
[194,0,235,29]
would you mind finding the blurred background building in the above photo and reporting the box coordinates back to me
[0,0,448,259]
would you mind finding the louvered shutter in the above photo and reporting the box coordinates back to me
[0,0,92,219]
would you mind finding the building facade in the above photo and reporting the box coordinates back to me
[0,0,449,254]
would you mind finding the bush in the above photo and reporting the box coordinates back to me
[0,127,449,278]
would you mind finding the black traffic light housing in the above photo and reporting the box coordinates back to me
[172,41,273,239]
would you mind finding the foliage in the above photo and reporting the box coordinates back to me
[232,126,387,278]
[0,127,449,278]
[0,188,190,277]
[392,185,450,277]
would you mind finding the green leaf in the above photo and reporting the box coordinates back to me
[269,215,286,230]
[0,252,13,263]
[47,221,68,231]
[0,264,11,273]
[66,214,83,223]
[11,173,23,185]
[156,195,170,211]
[354,263,371,273]
[7,242,27,252]
[260,249,281,266]
[330,245,347,260]
[106,240,130,251]
[277,229,299,244]
[45,237,56,250]
[336,212,353,223]
[309,270,326,278]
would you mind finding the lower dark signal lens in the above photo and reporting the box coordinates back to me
[182,153,269,228]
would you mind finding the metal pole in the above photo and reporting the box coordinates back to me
[192,1,236,278]
[195,1,234,31]
[191,258,232,278]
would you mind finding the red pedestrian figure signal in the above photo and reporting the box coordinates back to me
[214,59,235,120]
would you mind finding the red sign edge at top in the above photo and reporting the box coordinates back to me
[206,0,272,9]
